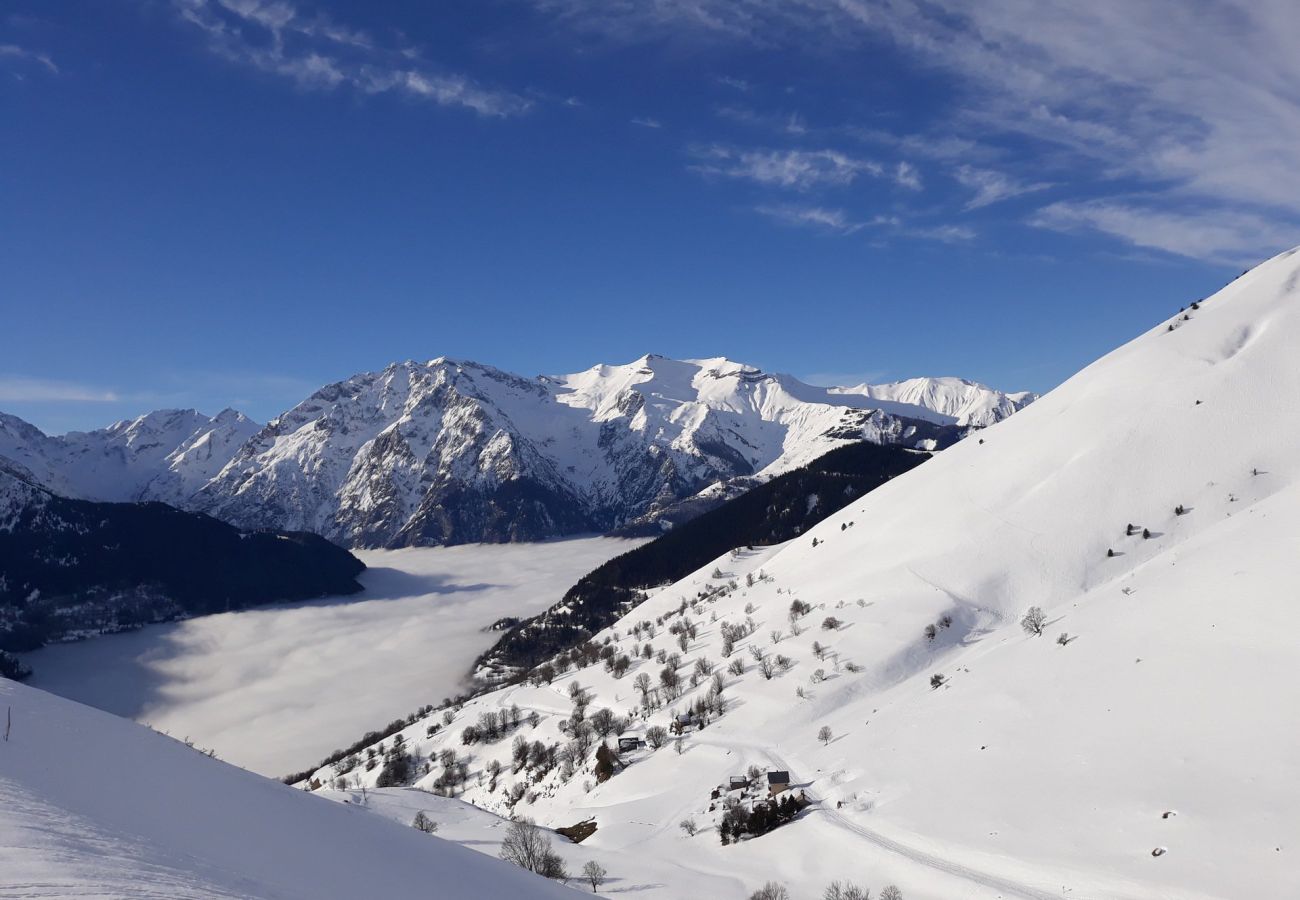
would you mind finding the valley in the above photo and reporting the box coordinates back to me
[22,536,641,776]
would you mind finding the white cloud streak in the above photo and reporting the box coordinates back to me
[754,204,866,234]
[0,43,58,74]
[1030,201,1294,266]
[0,377,119,404]
[954,165,1051,210]
[692,145,883,190]
[173,0,530,116]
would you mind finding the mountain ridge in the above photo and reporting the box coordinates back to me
[2,357,1032,547]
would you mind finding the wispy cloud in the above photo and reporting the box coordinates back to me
[691,145,882,190]
[172,0,530,116]
[906,223,977,244]
[631,116,663,128]
[0,43,58,74]
[954,165,1051,210]
[1030,201,1295,266]
[0,376,119,404]
[755,204,868,234]
[716,75,751,91]
[532,0,1300,261]
[895,161,922,191]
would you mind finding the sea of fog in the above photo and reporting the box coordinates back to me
[23,536,640,777]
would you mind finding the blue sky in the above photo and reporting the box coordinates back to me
[4,1,1298,433]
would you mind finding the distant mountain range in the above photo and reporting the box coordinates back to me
[0,356,1034,547]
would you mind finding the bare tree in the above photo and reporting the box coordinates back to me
[825,882,870,900]
[758,656,777,680]
[880,886,904,900]
[590,707,617,738]
[818,725,833,745]
[751,882,791,900]
[1020,606,1047,636]
[680,817,698,836]
[646,725,668,749]
[500,818,551,873]
[412,811,438,834]
[582,860,608,892]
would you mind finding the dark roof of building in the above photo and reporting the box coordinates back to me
[767,771,790,784]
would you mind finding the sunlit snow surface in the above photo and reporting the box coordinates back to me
[24,536,641,776]
[306,250,1300,898]
[0,679,578,900]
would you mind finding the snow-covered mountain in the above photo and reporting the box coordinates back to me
[0,407,259,505]
[194,356,1030,547]
[0,678,577,899]
[0,360,1030,548]
[831,375,1036,427]
[303,252,1300,899]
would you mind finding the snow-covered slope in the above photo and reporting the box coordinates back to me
[195,356,1028,547]
[0,678,576,899]
[305,253,1300,899]
[0,408,259,504]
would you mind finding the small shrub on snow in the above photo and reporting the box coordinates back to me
[822,616,841,630]
[930,673,946,689]
[680,818,698,836]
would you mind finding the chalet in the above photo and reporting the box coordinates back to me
[728,775,749,791]
[670,713,698,735]
[767,770,790,797]
[617,736,644,753]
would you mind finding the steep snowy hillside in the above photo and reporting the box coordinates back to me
[0,408,258,504]
[0,679,576,899]
[196,356,1023,547]
[304,253,1300,899]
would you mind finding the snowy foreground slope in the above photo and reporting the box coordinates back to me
[0,678,578,899]
[308,252,1300,898]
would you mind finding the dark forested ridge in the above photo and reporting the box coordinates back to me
[0,467,366,664]
[478,441,933,674]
